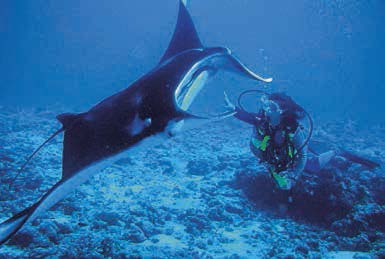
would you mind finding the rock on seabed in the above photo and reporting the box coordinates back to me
[0,106,384,258]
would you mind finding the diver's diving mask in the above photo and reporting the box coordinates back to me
[261,94,282,127]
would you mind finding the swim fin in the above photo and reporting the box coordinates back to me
[339,150,380,170]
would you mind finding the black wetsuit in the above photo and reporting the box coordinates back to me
[235,107,299,173]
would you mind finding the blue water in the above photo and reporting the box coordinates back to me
[1,0,384,124]
[0,0,384,257]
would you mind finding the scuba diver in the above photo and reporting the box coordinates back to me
[224,90,380,190]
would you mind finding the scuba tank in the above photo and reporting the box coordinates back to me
[238,90,313,189]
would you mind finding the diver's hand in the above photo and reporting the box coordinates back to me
[223,91,235,111]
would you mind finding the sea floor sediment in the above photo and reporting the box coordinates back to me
[0,106,384,258]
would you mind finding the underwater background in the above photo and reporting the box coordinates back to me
[0,0,384,258]
[1,0,385,125]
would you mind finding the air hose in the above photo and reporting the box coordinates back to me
[237,89,313,164]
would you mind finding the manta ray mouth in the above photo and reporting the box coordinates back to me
[175,65,236,124]
[174,52,225,118]
[176,68,210,113]
[174,49,272,119]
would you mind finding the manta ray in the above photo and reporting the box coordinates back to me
[0,0,272,245]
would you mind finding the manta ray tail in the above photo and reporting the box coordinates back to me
[9,127,64,189]
[9,113,80,188]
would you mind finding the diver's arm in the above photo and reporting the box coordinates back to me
[234,107,262,126]
[223,91,262,126]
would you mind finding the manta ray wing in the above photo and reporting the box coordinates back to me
[160,0,202,63]
[0,0,273,246]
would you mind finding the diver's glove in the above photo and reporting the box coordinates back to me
[270,169,293,190]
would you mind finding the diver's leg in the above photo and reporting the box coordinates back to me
[339,150,380,170]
